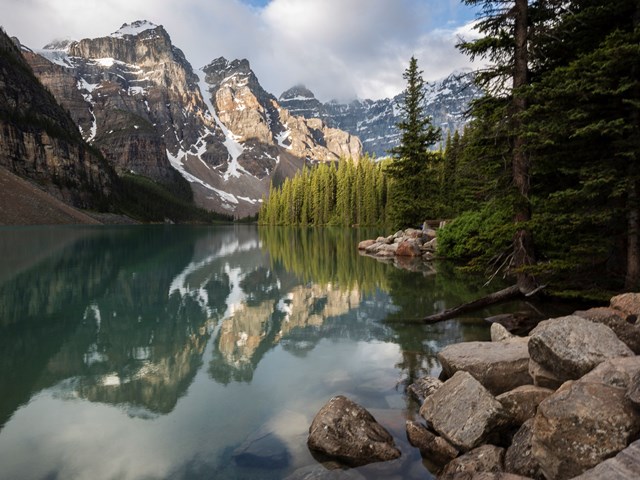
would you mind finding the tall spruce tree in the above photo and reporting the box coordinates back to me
[458,0,537,293]
[388,56,441,229]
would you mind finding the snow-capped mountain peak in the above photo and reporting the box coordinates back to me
[111,20,159,38]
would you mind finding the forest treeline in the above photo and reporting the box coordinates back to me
[258,157,389,226]
[260,0,639,295]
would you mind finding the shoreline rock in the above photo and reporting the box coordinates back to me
[307,292,640,479]
[357,227,438,263]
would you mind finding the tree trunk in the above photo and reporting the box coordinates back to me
[421,285,522,323]
[626,6,640,290]
[512,0,536,294]
[626,173,640,290]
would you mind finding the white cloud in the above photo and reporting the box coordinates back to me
[0,0,478,101]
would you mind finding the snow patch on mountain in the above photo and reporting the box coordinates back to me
[196,69,246,180]
[111,21,158,38]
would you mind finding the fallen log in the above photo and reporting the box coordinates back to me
[422,284,522,324]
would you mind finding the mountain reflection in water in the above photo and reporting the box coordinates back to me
[0,225,544,480]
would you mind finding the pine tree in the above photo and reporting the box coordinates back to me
[387,56,441,228]
[458,0,537,293]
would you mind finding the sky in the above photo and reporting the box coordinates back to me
[1,0,480,102]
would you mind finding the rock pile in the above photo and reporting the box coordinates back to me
[407,292,640,479]
[306,292,640,479]
[358,228,438,261]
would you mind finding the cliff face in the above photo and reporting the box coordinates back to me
[0,30,115,210]
[23,22,363,216]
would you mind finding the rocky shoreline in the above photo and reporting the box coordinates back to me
[306,293,640,479]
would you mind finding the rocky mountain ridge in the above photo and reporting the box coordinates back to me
[0,28,116,213]
[22,21,362,216]
[280,70,480,158]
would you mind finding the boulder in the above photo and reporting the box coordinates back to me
[233,426,291,469]
[423,227,438,239]
[357,239,377,250]
[528,359,562,390]
[438,340,532,395]
[490,323,515,342]
[579,356,640,389]
[531,380,640,479]
[528,315,633,382]
[497,385,554,427]
[420,371,507,451]
[574,307,640,353]
[406,376,443,404]
[571,439,640,480]
[439,445,505,480]
[486,312,538,336]
[422,237,438,252]
[395,239,421,257]
[406,420,459,465]
[610,292,640,317]
[627,371,640,407]
[307,395,401,467]
[404,228,423,238]
[504,419,540,479]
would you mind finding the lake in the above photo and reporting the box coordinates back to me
[0,225,573,479]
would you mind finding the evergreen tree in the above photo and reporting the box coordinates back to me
[387,56,441,228]
[458,0,537,293]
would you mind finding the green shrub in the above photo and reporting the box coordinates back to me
[437,199,515,270]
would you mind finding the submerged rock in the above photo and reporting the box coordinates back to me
[307,395,400,467]
[232,427,291,469]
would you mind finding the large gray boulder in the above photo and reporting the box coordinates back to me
[439,445,505,480]
[438,340,532,395]
[574,307,640,353]
[307,395,401,467]
[405,420,458,465]
[528,315,633,382]
[421,371,507,451]
[531,380,640,479]
[571,439,640,480]
[497,385,554,427]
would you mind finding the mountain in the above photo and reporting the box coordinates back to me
[23,21,362,217]
[279,70,480,158]
[0,28,116,216]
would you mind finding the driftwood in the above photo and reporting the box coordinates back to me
[423,285,523,324]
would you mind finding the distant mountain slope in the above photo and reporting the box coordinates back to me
[0,28,116,213]
[280,70,480,157]
[25,21,362,216]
